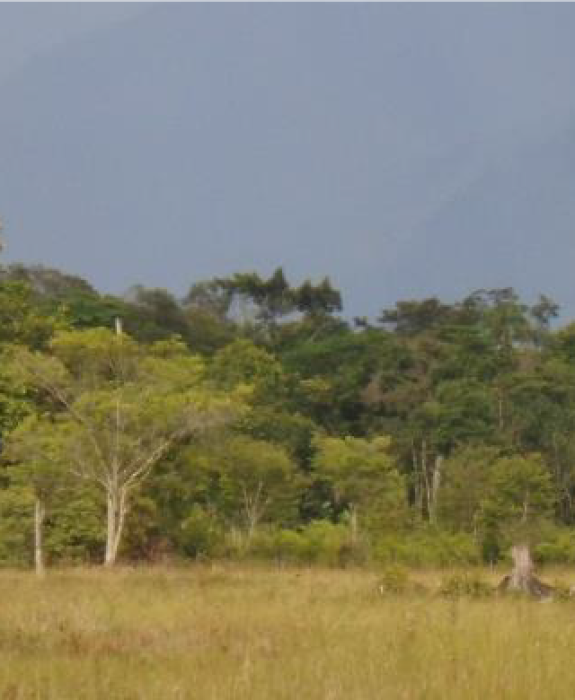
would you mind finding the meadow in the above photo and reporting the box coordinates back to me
[0,566,574,699]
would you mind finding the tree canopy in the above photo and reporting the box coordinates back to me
[1,261,575,568]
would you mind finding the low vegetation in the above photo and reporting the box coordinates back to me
[0,565,574,699]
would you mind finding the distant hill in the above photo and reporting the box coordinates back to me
[1,4,575,317]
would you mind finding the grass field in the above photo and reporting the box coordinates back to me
[0,565,575,699]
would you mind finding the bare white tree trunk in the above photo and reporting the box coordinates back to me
[104,486,128,567]
[105,491,116,566]
[349,503,359,546]
[242,482,267,543]
[105,387,127,567]
[497,390,504,432]
[410,442,424,515]
[34,497,45,577]
[429,455,443,524]
[421,439,431,519]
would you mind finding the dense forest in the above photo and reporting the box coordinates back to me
[1,258,574,571]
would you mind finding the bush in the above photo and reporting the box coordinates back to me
[300,520,363,566]
[373,529,480,568]
[46,487,105,563]
[480,528,501,565]
[0,487,33,566]
[238,521,362,567]
[244,525,482,569]
[179,506,225,558]
[376,564,409,594]
[232,524,575,568]
[244,527,305,563]
[534,528,575,565]
[438,573,493,598]
[550,580,573,600]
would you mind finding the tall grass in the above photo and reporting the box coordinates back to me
[0,565,574,698]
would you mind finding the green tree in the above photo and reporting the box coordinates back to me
[209,338,286,400]
[479,454,555,561]
[11,330,240,566]
[182,279,236,354]
[312,435,405,543]
[217,436,302,540]
[437,445,500,532]
[0,282,62,349]
[4,414,69,575]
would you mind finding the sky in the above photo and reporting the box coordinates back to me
[0,4,144,83]
[1,4,575,318]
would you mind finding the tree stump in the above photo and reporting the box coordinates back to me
[497,544,554,598]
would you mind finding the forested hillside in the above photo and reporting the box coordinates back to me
[1,261,574,570]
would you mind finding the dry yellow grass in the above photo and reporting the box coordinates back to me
[0,565,574,699]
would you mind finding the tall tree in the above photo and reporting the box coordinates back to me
[312,435,405,543]
[4,414,68,575]
[11,330,240,565]
[216,436,301,541]
[479,454,554,563]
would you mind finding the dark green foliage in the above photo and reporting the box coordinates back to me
[44,486,105,563]
[0,486,33,565]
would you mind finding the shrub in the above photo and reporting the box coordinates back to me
[244,527,306,563]
[300,520,360,566]
[534,528,575,565]
[46,487,105,563]
[438,573,493,598]
[372,529,480,568]
[376,564,409,594]
[240,521,359,567]
[0,487,33,566]
[179,506,225,558]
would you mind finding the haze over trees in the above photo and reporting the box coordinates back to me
[2,259,575,571]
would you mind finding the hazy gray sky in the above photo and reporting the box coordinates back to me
[1,4,575,317]
[0,4,145,83]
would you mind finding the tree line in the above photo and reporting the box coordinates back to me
[0,261,574,572]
